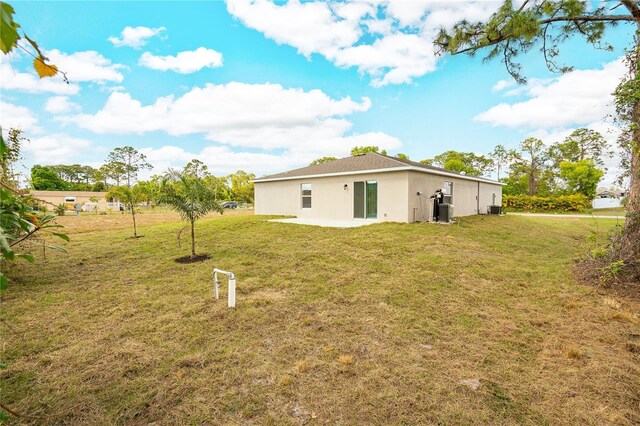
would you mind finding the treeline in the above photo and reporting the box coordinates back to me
[421,129,610,198]
[494,129,610,199]
[321,129,612,200]
[30,147,256,204]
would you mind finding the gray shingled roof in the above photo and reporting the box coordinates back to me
[254,152,501,184]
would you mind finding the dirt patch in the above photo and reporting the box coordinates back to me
[574,260,640,300]
[174,254,210,263]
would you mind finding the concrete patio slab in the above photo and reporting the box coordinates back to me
[268,218,377,228]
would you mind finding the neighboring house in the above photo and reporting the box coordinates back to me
[253,153,504,223]
[595,187,625,199]
[593,187,625,209]
[30,191,110,212]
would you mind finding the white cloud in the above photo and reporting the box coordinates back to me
[44,96,81,114]
[139,47,223,73]
[0,101,39,132]
[334,33,436,87]
[108,26,166,49]
[59,82,375,145]
[491,79,515,92]
[226,0,500,86]
[1,58,79,95]
[58,81,400,174]
[475,59,625,128]
[139,145,305,176]
[23,134,92,164]
[46,50,125,83]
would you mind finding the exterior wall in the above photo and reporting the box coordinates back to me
[30,191,111,211]
[255,171,410,222]
[478,182,502,214]
[256,170,503,223]
[407,172,503,221]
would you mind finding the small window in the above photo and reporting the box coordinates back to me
[301,183,312,208]
[443,182,453,195]
[443,182,453,204]
[64,196,76,203]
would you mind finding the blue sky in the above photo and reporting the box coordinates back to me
[1,1,634,185]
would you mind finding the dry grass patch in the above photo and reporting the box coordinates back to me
[1,214,639,424]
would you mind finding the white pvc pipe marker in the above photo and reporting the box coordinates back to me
[213,268,236,308]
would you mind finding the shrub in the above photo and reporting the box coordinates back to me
[502,194,590,212]
[54,204,66,216]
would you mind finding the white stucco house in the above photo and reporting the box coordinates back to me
[253,153,504,223]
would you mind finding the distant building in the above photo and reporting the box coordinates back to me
[30,190,113,212]
[593,187,625,209]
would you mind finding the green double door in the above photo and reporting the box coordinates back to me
[353,181,377,219]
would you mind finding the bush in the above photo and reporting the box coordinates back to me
[502,194,590,212]
[55,204,66,216]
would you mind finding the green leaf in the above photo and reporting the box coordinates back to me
[0,132,7,157]
[0,362,7,369]
[0,1,20,54]
[0,274,8,291]
[52,232,70,242]
[0,234,14,260]
[16,253,35,263]
[23,33,43,56]
[46,245,67,253]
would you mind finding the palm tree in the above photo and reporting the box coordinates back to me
[160,169,223,259]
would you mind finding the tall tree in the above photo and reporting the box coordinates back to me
[490,144,513,180]
[434,0,640,267]
[107,146,152,188]
[517,138,549,196]
[134,180,161,207]
[550,128,611,167]
[559,159,604,198]
[79,165,95,186]
[100,162,126,187]
[205,175,231,201]
[309,156,337,166]
[229,170,255,204]
[183,159,209,178]
[351,146,387,156]
[160,169,223,259]
[423,150,494,176]
[30,165,68,190]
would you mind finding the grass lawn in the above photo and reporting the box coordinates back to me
[503,207,627,216]
[2,212,639,425]
[590,206,627,216]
